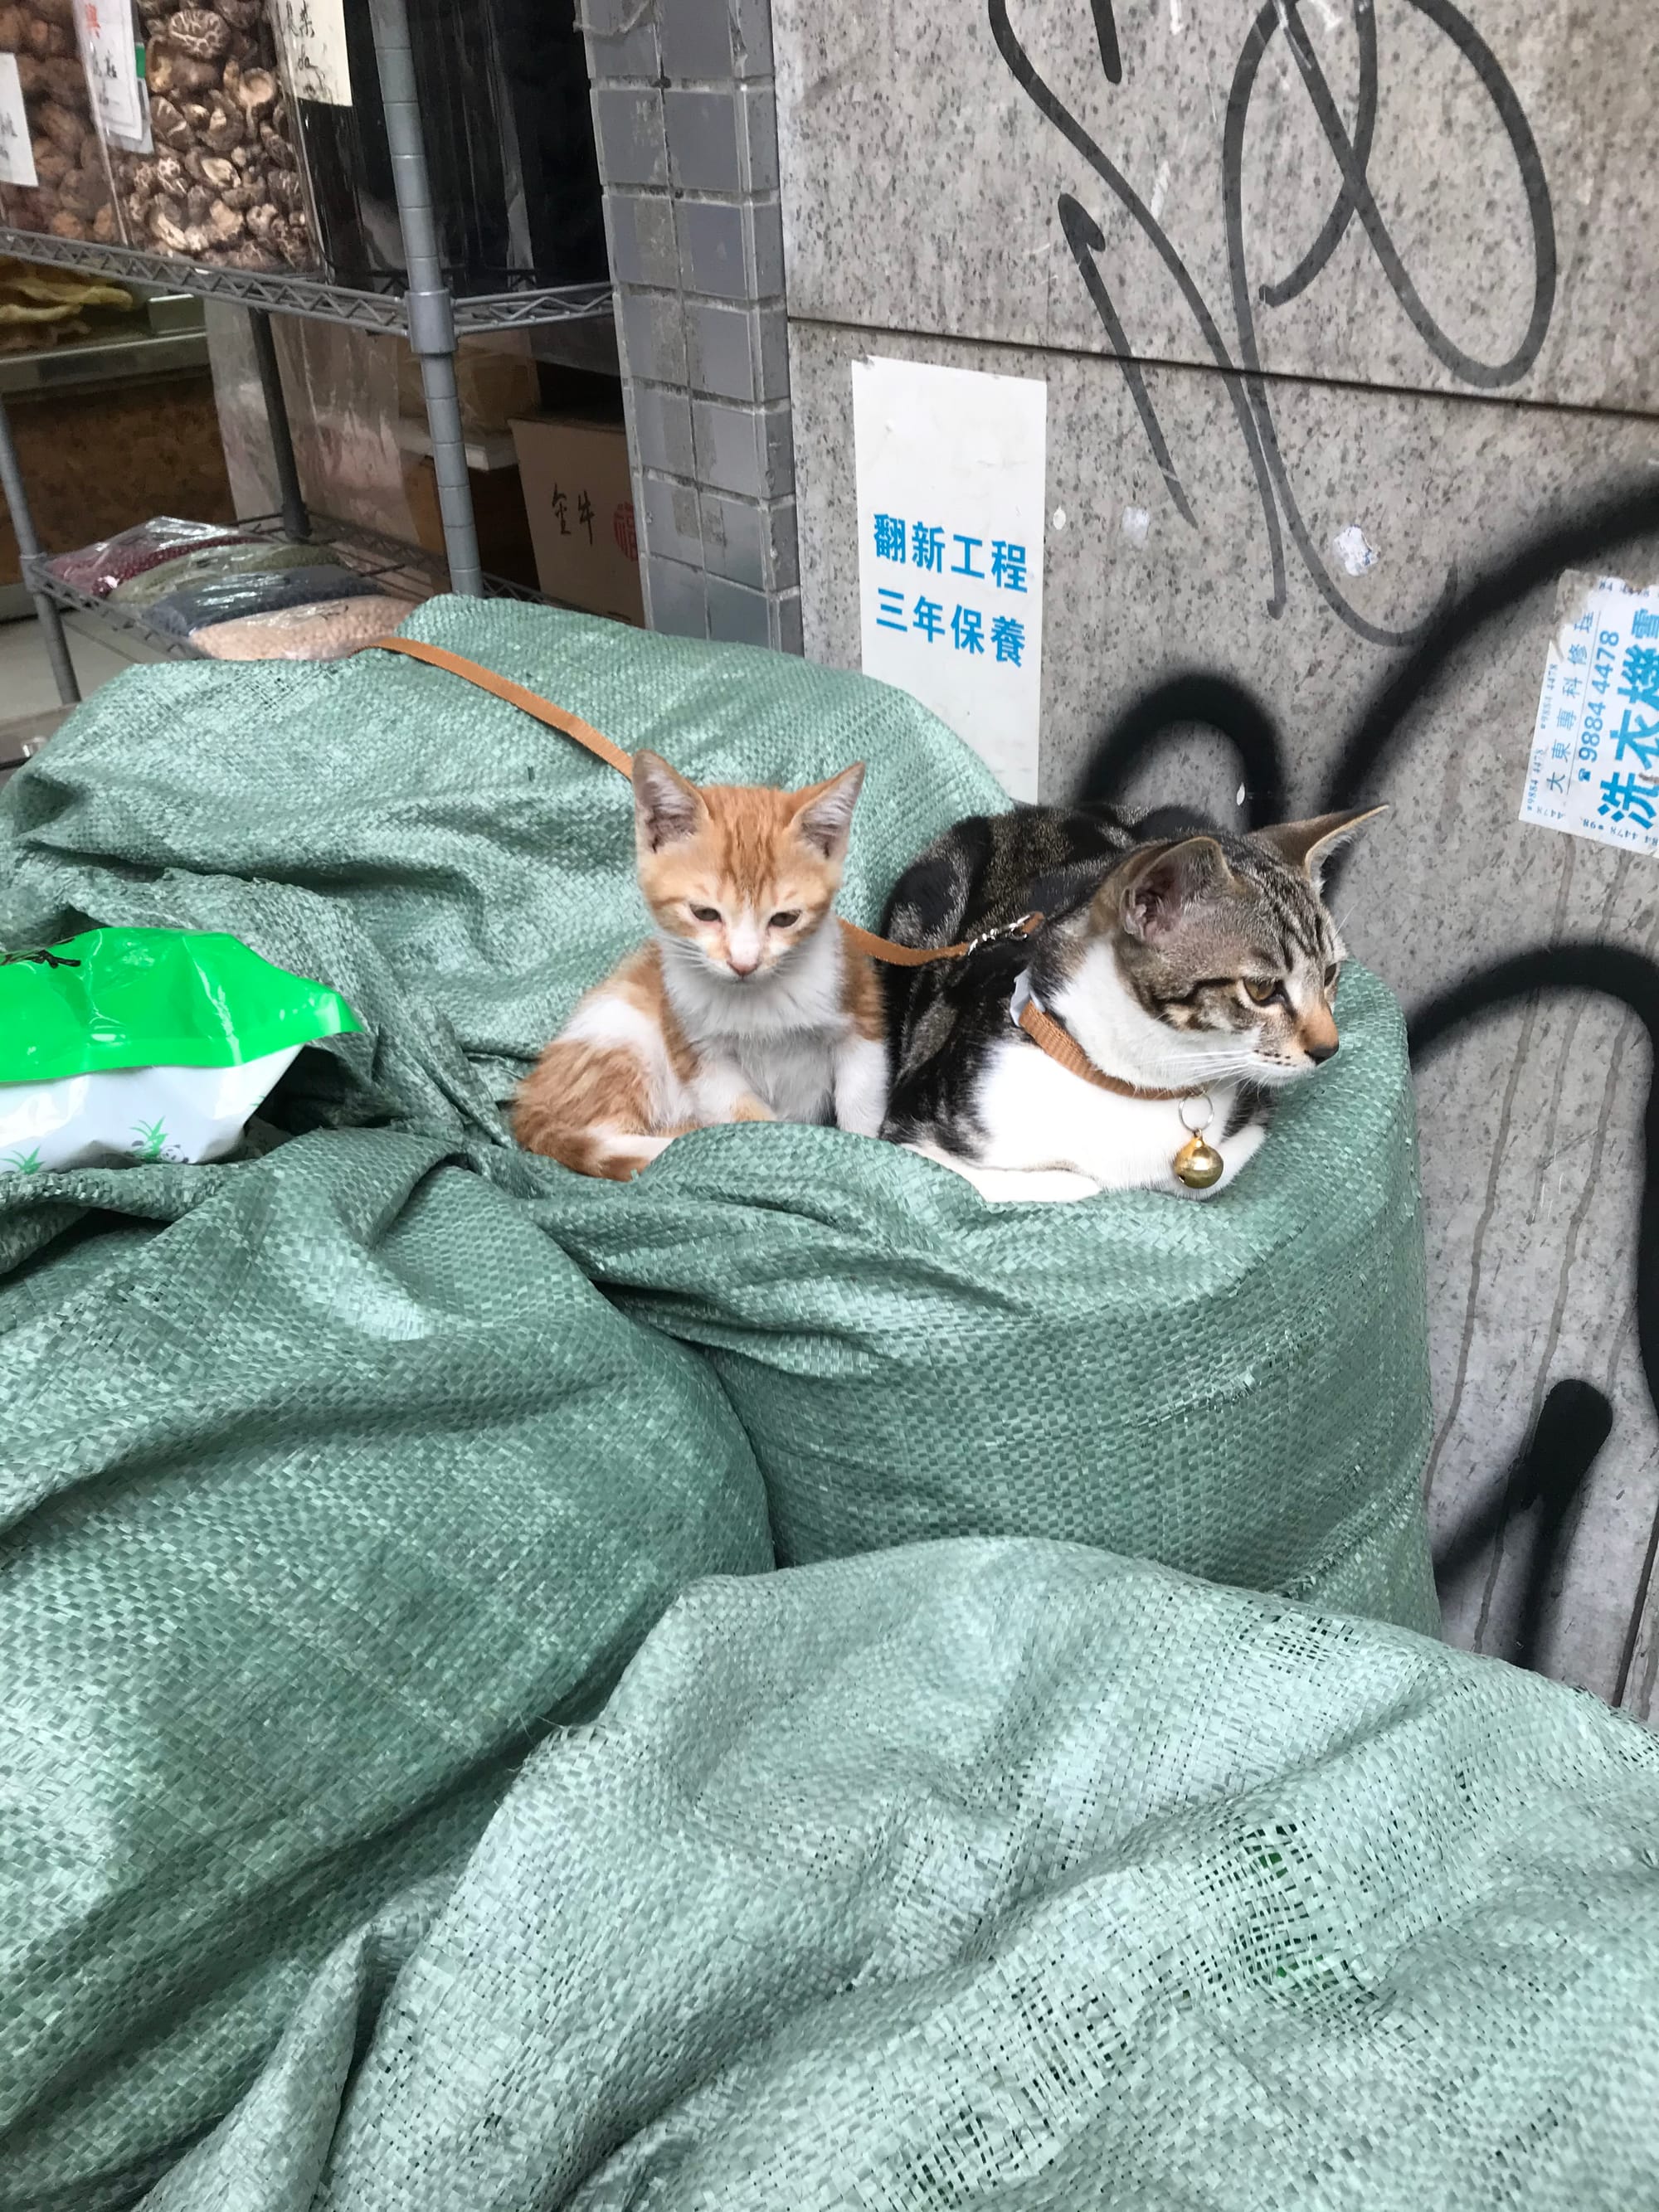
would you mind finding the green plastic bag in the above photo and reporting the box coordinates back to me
[0,928,358,1174]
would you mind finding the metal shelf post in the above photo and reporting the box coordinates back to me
[248,309,310,544]
[0,391,79,706]
[367,0,483,596]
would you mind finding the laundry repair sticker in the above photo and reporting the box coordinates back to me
[1524,570,1659,857]
[853,357,1047,803]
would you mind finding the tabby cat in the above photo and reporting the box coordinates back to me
[881,800,1384,1201]
[516,751,886,1179]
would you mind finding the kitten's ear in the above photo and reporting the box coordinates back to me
[1116,836,1232,945]
[1253,805,1387,889]
[632,750,704,850]
[792,762,865,860]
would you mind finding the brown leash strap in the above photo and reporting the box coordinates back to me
[1017,998,1199,1101]
[367,634,1044,971]
[372,634,637,778]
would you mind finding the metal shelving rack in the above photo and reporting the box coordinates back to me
[0,0,612,706]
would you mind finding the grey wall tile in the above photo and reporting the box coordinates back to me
[591,86,669,190]
[698,490,798,591]
[641,472,706,567]
[580,0,659,82]
[692,397,793,499]
[771,591,802,655]
[630,386,696,478]
[727,0,772,79]
[657,0,735,80]
[706,573,775,647]
[644,553,708,640]
[678,199,750,302]
[603,193,681,290]
[616,288,688,388]
[665,89,742,195]
[736,84,779,193]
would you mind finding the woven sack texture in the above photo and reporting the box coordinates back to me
[140,1539,1659,2212]
[0,596,1434,1630]
[0,1127,770,2210]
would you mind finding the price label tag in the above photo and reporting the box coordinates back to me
[0,53,38,189]
[77,0,145,146]
[274,0,353,106]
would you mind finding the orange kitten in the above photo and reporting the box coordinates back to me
[515,751,887,1180]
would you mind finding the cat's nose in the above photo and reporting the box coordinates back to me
[728,954,760,978]
[1305,1036,1338,1064]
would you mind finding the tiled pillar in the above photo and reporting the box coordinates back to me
[581,0,800,654]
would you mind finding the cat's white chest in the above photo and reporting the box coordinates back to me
[972,1034,1261,1194]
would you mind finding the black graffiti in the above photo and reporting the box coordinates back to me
[1432,1378,1612,1675]
[989,0,1555,646]
[1078,488,1659,1687]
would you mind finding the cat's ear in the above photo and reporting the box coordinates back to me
[792,763,865,860]
[632,751,704,851]
[1253,805,1387,889]
[1116,837,1233,944]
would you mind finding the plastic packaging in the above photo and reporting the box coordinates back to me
[145,561,383,635]
[291,0,606,293]
[192,591,420,659]
[98,0,319,272]
[0,0,117,241]
[0,926,359,1173]
[108,534,343,610]
[48,515,259,597]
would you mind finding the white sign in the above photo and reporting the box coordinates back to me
[853,357,1046,802]
[0,55,37,187]
[1522,570,1659,858]
[77,0,144,147]
[273,0,353,108]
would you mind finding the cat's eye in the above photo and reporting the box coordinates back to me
[689,905,722,924]
[769,910,800,931]
[1242,976,1282,1006]
[1323,962,1341,989]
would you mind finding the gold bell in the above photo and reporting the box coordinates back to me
[1173,1131,1224,1189]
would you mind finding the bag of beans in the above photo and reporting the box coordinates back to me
[48,516,258,597]
[145,562,382,637]
[109,537,344,612]
[191,592,424,660]
[0,926,358,1174]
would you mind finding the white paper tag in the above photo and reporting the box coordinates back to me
[853,357,1047,804]
[77,0,144,146]
[0,53,37,188]
[1521,571,1659,858]
[273,0,353,107]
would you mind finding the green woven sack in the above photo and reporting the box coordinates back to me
[139,1540,1659,2212]
[0,596,1433,1634]
[0,1128,769,2211]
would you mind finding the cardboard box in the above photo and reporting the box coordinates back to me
[509,413,644,626]
[395,333,540,435]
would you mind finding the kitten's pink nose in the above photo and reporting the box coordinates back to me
[728,953,760,978]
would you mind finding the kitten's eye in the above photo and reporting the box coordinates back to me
[1242,976,1282,1006]
[689,905,722,924]
[1323,961,1341,989]
[769,910,800,931]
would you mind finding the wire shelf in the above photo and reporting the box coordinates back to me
[0,229,614,335]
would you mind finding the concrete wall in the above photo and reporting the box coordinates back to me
[590,0,1659,1717]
